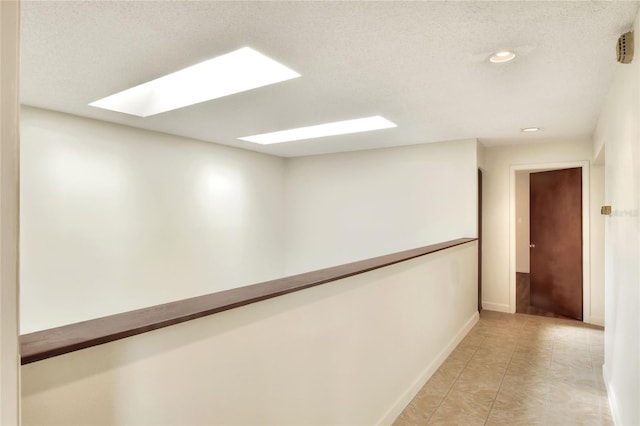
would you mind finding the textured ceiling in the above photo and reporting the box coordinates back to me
[20,1,639,157]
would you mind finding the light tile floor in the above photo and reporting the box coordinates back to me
[394,311,611,425]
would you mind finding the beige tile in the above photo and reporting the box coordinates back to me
[593,368,608,392]
[548,368,596,385]
[553,340,589,353]
[548,369,596,388]
[479,311,512,320]
[550,355,593,372]
[482,345,517,356]
[589,343,605,353]
[518,337,555,348]
[395,312,606,425]
[411,384,446,413]
[516,336,555,349]
[458,363,506,380]
[553,326,588,338]
[588,334,605,347]
[448,345,476,362]
[465,366,508,380]
[591,353,605,368]
[420,371,456,397]
[451,368,504,396]
[428,408,486,425]
[458,333,485,349]
[466,356,509,374]
[436,358,467,382]
[486,421,543,426]
[393,400,433,425]
[601,403,614,425]
[500,372,548,389]
[438,388,495,419]
[495,382,547,410]
[515,339,554,351]
[546,381,602,405]
[511,355,553,368]
[481,330,521,340]
[472,348,514,364]
[391,415,414,426]
[481,335,519,348]
[508,356,551,373]
[545,402,613,426]
[487,405,546,426]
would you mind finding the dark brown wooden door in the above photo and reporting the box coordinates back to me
[530,168,583,320]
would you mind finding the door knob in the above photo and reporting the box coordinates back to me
[529,243,536,248]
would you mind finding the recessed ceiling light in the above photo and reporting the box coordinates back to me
[521,127,540,132]
[89,47,301,117]
[239,116,397,144]
[489,50,516,63]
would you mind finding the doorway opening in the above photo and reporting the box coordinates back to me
[509,161,591,322]
[515,168,582,320]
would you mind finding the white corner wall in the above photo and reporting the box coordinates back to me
[284,139,478,275]
[481,139,603,316]
[21,242,478,426]
[20,107,286,333]
[593,10,640,425]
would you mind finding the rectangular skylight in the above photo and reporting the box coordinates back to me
[89,47,300,117]
[239,116,397,144]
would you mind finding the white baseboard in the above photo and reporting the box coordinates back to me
[603,365,621,425]
[378,311,480,426]
[481,302,511,313]
[587,316,605,327]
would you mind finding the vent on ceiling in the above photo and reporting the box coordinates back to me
[617,31,634,64]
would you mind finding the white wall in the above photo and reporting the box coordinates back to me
[21,109,481,334]
[21,242,478,426]
[20,107,286,333]
[481,140,602,316]
[477,142,486,171]
[284,139,478,275]
[0,1,21,424]
[593,10,640,424]
[515,171,530,273]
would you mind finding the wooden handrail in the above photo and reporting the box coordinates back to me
[20,237,477,364]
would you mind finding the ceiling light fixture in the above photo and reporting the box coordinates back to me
[521,127,540,132]
[489,50,516,63]
[89,47,301,117]
[239,116,397,144]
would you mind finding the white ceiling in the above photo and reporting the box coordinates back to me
[20,1,639,157]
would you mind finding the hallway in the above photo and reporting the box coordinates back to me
[394,311,611,425]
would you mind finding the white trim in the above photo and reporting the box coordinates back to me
[509,161,591,322]
[482,302,511,313]
[0,1,21,425]
[603,366,621,425]
[379,311,479,426]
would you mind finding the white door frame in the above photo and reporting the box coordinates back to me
[509,161,591,323]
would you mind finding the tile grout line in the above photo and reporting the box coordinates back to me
[540,323,559,425]
[424,335,486,424]
[482,321,525,426]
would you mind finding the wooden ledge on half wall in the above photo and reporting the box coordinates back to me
[20,237,477,365]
